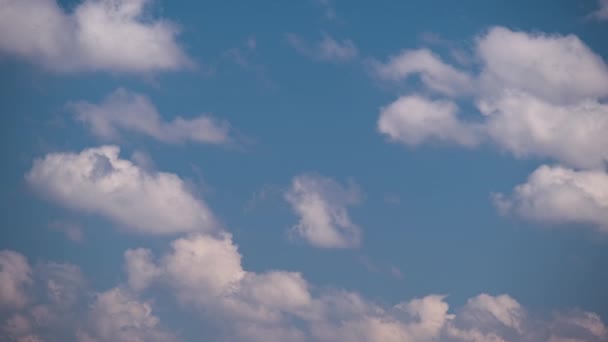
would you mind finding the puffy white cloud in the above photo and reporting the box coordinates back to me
[493,165,608,232]
[2,246,603,342]
[26,146,218,235]
[377,27,608,169]
[372,49,474,96]
[379,92,608,169]
[286,33,358,62]
[375,26,608,232]
[0,250,32,309]
[445,293,526,342]
[0,0,190,73]
[480,91,608,169]
[119,231,605,342]
[378,95,482,147]
[476,27,608,104]
[0,251,175,342]
[77,287,175,342]
[124,233,311,325]
[123,249,160,292]
[71,89,232,145]
[285,174,362,248]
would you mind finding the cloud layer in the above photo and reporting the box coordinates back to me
[26,146,218,235]
[0,0,190,72]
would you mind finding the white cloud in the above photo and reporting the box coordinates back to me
[493,165,608,232]
[71,88,232,145]
[379,91,608,169]
[120,229,605,341]
[376,28,608,169]
[476,27,608,105]
[26,146,218,235]
[0,0,190,73]
[0,251,175,342]
[372,49,474,96]
[285,174,362,248]
[375,26,608,232]
[378,95,482,147]
[2,242,605,342]
[77,287,175,342]
[124,233,311,326]
[0,250,32,309]
[286,33,358,62]
[480,91,608,170]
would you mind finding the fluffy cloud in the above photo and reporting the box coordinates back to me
[124,233,311,326]
[124,232,608,342]
[0,251,32,309]
[480,92,608,169]
[493,165,608,232]
[0,250,175,342]
[77,287,176,342]
[71,89,232,145]
[379,92,608,169]
[378,95,481,147]
[372,49,474,96]
[376,27,608,169]
[286,33,358,62]
[285,174,362,248]
[26,146,218,235]
[0,0,190,73]
[375,26,608,231]
[2,242,606,342]
[476,26,608,104]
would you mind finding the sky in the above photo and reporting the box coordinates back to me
[0,0,608,341]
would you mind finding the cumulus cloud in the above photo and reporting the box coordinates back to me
[379,91,608,169]
[286,33,358,62]
[123,232,608,341]
[493,165,608,232]
[480,91,608,169]
[285,174,362,248]
[0,250,175,342]
[124,233,311,325]
[378,95,482,147]
[124,233,314,341]
[0,251,32,309]
[2,242,606,342]
[26,145,218,235]
[476,26,608,104]
[376,27,608,169]
[71,88,232,145]
[375,26,608,231]
[0,0,190,73]
[77,287,176,342]
[372,49,474,96]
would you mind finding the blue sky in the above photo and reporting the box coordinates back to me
[1,0,608,341]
